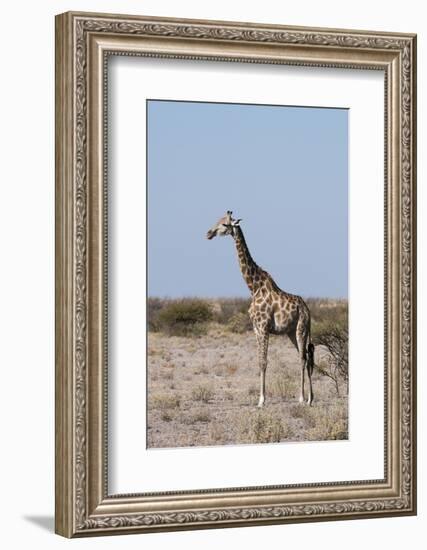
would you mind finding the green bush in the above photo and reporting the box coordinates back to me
[214,298,251,324]
[307,298,348,326]
[147,297,164,331]
[157,299,213,336]
[227,312,252,333]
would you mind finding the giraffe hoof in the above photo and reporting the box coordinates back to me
[299,396,305,404]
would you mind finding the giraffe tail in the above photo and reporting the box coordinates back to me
[307,341,315,377]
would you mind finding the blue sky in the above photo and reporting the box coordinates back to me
[147,100,348,298]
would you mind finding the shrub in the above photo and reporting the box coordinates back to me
[208,422,225,443]
[312,321,348,395]
[307,298,348,326]
[161,411,174,422]
[157,299,213,336]
[224,391,234,401]
[289,404,316,426]
[191,410,211,423]
[147,297,164,331]
[267,373,297,400]
[193,365,209,375]
[227,312,252,333]
[305,404,348,441]
[239,411,291,444]
[191,385,214,402]
[151,393,181,410]
[214,298,251,324]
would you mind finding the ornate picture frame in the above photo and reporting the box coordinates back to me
[55,11,417,537]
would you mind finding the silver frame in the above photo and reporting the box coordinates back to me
[55,11,417,537]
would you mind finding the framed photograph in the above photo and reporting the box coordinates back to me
[55,11,417,537]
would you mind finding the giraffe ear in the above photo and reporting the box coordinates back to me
[234,219,242,225]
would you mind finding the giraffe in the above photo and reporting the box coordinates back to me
[206,211,314,407]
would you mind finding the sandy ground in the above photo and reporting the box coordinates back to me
[147,324,348,449]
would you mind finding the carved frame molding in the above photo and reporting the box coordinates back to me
[55,11,416,537]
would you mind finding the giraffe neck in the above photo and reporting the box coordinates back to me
[232,226,261,294]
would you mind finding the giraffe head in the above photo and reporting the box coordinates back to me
[206,211,242,240]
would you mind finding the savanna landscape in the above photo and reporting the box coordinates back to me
[147,297,348,449]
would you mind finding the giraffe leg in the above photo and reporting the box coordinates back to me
[289,332,305,404]
[306,366,313,406]
[255,326,269,408]
[297,341,314,406]
[299,355,306,404]
[296,325,313,405]
[306,343,314,406]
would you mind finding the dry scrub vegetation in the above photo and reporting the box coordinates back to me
[147,297,348,448]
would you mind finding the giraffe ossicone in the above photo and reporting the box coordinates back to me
[207,211,314,407]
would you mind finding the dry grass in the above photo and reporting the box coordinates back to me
[161,411,174,422]
[304,403,348,440]
[238,410,294,443]
[147,298,348,449]
[191,409,211,423]
[191,385,214,402]
[267,373,298,400]
[150,393,181,411]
